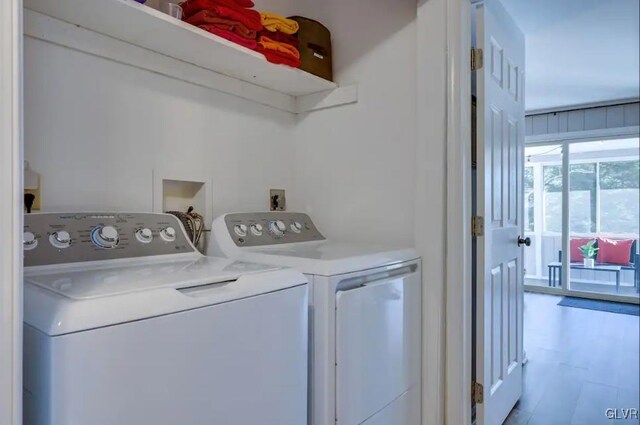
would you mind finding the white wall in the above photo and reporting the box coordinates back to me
[25,0,420,248]
[285,1,448,423]
[24,0,308,223]
[24,36,295,222]
[289,0,418,246]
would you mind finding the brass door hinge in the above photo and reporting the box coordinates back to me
[471,48,484,71]
[472,216,484,237]
[472,381,484,404]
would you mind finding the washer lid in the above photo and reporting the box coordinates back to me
[24,255,308,336]
[239,242,419,276]
[24,255,279,300]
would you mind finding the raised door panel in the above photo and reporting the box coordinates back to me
[491,106,504,225]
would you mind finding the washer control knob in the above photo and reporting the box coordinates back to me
[135,228,153,244]
[268,220,286,236]
[91,225,120,249]
[50,231,72,249]
[160,227,177,242]
[290,222,303,233]
[234,224,248,237]
[250,223,263,236]
[23,232,38,250]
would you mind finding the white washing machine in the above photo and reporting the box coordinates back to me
[23,212,308,425]
[209,212,422,425]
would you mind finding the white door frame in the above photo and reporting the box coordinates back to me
[443,0,533,421]
[415,0,473,423]
[445,0,547,420]
[416,0,473,423]
[0,0,23,424]
[444,0,473,424]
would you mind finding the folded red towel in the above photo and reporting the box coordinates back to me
[187,10,257,39]
[199,25,258,49]
[181,0,262,31]
[229,0,253,7]
[256,43,301,67]
[258,30,299,47]
[256,48,301,67]
[181,0,253,15]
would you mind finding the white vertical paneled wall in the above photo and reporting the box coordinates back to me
[23,0,308,223]
[24,0,421,248]
[23,37,296,220]
[525,102,640,137]
[289,0,417,246]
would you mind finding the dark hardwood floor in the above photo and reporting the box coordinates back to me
[504,293,640,425]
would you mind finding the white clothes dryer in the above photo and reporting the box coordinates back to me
[209,212,422,425]
[23,212,308,425]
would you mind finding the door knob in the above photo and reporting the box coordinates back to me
[517,236,531,247]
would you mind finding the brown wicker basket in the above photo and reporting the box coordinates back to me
[289,16,333,82]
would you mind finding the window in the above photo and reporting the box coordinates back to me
[599,160,639,234]
[531,154,638,235]
[524,138,639,298]
[543,165,562,233]
[524,166,534,232]
[569,163,596,234]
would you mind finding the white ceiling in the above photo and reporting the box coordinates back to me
[502,0,640,112]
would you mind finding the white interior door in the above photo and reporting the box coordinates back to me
[474,0,525,424]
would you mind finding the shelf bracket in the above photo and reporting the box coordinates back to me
[294,84,359,114]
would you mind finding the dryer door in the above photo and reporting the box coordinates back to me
[335,262,421,425]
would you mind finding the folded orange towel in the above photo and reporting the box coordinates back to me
[258,30,299,47]
[260,12,299,34]
[257,35,300,59]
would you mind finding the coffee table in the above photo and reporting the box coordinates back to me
[547,261,622,293]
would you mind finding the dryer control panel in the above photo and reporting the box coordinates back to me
[24,213,196,267]
[223,212,325,247]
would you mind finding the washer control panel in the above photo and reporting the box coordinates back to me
[24,213,195,267]
[224,212,325,247]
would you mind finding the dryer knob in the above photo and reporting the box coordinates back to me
[23,231,38,250]
[160,227,177,242]
[268,220,286,236]
[290,222,303,233]
[136,228,153,244]
[250,224,263,236]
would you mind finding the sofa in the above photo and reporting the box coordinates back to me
[555,238,639,292]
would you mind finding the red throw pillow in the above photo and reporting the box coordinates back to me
[570,238,595,262]
[597,238,634,265]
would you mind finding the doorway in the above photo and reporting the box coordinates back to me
[469,0,640,424]
[524,137,640,302]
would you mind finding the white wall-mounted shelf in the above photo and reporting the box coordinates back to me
[23,0,357,113]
